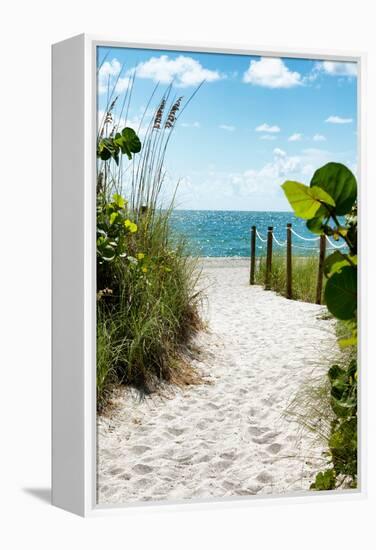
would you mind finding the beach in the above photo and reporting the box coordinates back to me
[97,258,338,505]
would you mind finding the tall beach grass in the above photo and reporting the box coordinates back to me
[96,78,203,410]
[255,255,322,303]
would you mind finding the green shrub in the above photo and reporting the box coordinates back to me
[281,162,358,490]
[96,85,203,409]
[255,255,320,303]
[310,359,357,489]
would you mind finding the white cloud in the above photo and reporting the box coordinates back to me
[229,147,340,197]
[326,115,353,124]
[219,124,235,132]
[115,77,132,93]
[243,57,302,88]
[260,135,277,140]
[99,58,121,79]
[318,61,357,77]
[98,58,131,94]
[313,133,326,141]
[180,121,201,128]
[174,147,355,210]
[224,148,302,198]
[255,123,280,133]
[304,61,357,84]
[134,55,223,87]
[288,133,303,142]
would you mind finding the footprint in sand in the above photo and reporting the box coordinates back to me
[222,480,238,491]
[207,402,220,410]
[196,420,209,430]
[109,467,124,476]
[160,413,175,421]
[252,431,280,444]
[176,454,195,465]
[132,463,154,475]
[235,487,259,496]
[130,445,152,456]
[219,451,237,461]
[213,460,232,472]
[256,471,274,484]
[192,454,211,465]
[167,427,185,437]
[267,443,282,454]
[133,477,154,489]
[248,426,268,437]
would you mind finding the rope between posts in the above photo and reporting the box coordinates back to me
[325,236,347,249]
[290,227,320,241]
[255,229,267,243]
[272,233,287,247]
[255,226,347,250]
[250,224,349,303]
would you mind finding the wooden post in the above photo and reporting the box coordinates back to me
[316,234,326,304]
[250,226,256,285]
[286,223,292,299]
[265,226,273,290]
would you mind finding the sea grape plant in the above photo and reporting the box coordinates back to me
[309,358,358,490]
[97,127,142,165]
[97,193,137,264]
[282,162,357,324]
[96,124,142,291]
[282,162,358,490]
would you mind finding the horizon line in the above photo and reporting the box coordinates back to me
[173,208,293,213]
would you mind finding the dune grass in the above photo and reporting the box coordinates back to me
[254,254,322,303]
[97,229,202,410]
[96,82,203,411]
[284,373,334,450]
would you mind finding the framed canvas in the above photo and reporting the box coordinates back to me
[52,34,366,516]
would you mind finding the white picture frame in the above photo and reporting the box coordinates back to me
[52,33,366,517]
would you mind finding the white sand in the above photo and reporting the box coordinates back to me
[97,259,338,505]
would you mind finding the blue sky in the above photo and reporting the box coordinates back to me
[97,46,357,211]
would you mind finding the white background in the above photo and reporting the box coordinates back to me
[1,0,375,548]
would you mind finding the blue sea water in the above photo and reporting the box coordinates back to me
[170,210,323,257]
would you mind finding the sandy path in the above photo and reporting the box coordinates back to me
[97,259,337,505]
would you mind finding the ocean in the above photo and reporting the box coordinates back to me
[170,210,324,257]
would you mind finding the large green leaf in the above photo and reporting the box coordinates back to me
[98,128,141,163]
[281,181,335,219]
[310,162,357,216]
[122,127,142,152]
[324,266,357,320]
[109,212,120,225]
[97,138,116,161]
[112,193,126,209]
[114,127,142,160]
[324,251,350,278]
[97,237,116,262]
[306,216,325,234]
[310,469,336,491]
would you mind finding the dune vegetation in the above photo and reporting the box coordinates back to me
[96,82,203,411]
[281,163,358,490]
[254,255,320,303]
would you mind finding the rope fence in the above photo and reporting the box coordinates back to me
[290,227,320,241]
[249,224,347,304]
[255,228,267,243]
[256,227,346,250]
